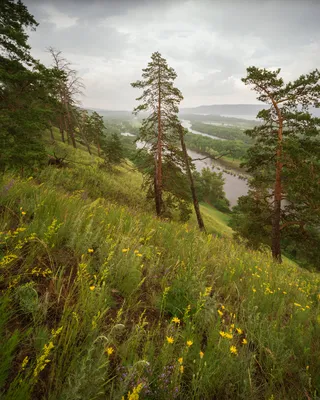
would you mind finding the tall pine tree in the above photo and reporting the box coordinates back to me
[131,52,186,216]
[238,67,320,263]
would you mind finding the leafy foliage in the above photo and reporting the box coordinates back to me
[194,168,230,213]
[0,0,62,173]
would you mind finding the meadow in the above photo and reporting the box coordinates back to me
[1,138,320,399]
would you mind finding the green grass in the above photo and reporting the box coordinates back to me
[197,203,233,237]
[0,137,320,400]
[219,156,242,170]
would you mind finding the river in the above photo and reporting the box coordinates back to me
[180,119,225,140]
[121,127,249,207]
[187,149,248,207]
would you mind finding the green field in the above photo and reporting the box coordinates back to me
[1,134,320,400]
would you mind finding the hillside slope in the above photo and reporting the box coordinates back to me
[0,141,319,400]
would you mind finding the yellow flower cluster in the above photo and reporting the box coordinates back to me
[28,266,52,278]
[0,254,18,267]
[219,331,233,340]
[21,356,29,370]
[33,342,54,377]
[122,383,143,400]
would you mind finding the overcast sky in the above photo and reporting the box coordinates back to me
[25,0,320,110]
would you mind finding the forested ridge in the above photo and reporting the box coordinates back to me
[1,1,320,399]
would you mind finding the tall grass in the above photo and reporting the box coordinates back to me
[0,146,319,399]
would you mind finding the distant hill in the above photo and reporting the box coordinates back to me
[180,104,263,117]
[87,105,320,120]
[87,108,133,119]
[180,104,320,118]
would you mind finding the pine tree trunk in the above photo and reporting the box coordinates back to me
[271,196,282,262]
[155,69,163,216]
[271,111,283,263]
[86,142,92,155]
[49,124,55,141]
[63,116,70,145]
[65,101,76,148]
[82,132,92,155]
[59,117,65,143]
[179,125,205,232]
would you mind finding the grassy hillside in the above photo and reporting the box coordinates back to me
[1,139,320,400]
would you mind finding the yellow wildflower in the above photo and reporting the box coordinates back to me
[21,356,29,370]
[89,286,95,291]
[236,328,243,335]
[166,336,174,344]
[122,248,129,253]
[242,338,248,345]
[106,347,114,356]
[180,365,184,373]
[51,327,63,337]
[178,357,183,364]
[294,303,301,307]
[186,340,193,347]
[172,317,180,324]
[134,250,139,254]
[127,383,143,400]
[33,342,54,377]
[199,351,204,359]
[230,345,238,355]
[225,333,233,340]
[217,309,223,317]
[21,211,26,215]
[88,248,94,253]
[219,331,226,338]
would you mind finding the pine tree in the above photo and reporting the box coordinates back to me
[240,66,320,263]
[90,111,105,157]
[75,109,93,154]
[102,133,123,166]
[0,0,60,173]
[131,52,185,216]
[48,48,84,148]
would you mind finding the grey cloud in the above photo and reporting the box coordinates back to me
[23,0,320,110]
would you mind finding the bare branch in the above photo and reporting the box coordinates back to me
[192,152,231,162]
[280,221,305,230]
